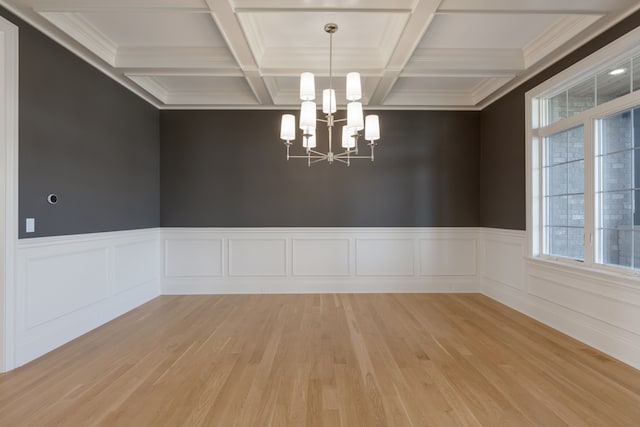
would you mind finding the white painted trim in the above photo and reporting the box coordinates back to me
[0,0,161,108]
[522,15,601,69]
[526,24,640,278]
[479,2,640,109]
[40,12,118,67]
[161,227,481,294]
[479,228,640,370]
[14,228,160,367]
[1,0,639,110]
[530,28,640,101]
[471,76,515,105]
[4,225,640,374]
[0,14,18,373]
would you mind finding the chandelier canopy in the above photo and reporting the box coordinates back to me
[279,23,381,166]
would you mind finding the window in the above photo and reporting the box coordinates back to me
[544,126,584,260]
[529,28,640,274]
[596,107,640,268]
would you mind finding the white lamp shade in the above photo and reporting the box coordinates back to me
[300,72,315,101]
[301,126,315,136]
[322,89,337,114]
[365,115,380,141]
[347,102,364,131]
[303,134,316,148]
[280,114,296,140]
[346,72,362,101]
[299,101,317,129]
[341,125,356,148]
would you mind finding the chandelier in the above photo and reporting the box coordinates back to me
[279,23,381,166]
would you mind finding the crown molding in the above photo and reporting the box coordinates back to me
[471,76,514,105]
[126,75,168,104]
[40,12,117,66]
[0,1,161,108]
[478,2,640,110]
[523,15,601,68]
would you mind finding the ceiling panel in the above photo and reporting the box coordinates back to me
[80,11,226,47]
[129,74,259,105]
[238,11,409,71]
[419,13,564,49]
[230,0,417,11]
[4,0,639,109]
[393,76,483,92]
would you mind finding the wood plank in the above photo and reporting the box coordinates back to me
[0,294,639,426]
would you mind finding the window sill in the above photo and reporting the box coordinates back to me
[526,256,640,290]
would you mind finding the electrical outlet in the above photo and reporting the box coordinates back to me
[26,218,35,233]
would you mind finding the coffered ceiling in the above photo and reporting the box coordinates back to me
[3,0,640,109]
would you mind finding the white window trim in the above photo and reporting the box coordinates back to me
[527,24,640,279]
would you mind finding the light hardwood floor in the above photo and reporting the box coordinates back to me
[1,294,640,426]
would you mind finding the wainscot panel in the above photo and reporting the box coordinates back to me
[161,228,481,294]
[419,238,476,276]
[480,228,640,370]
[15,229,160,367]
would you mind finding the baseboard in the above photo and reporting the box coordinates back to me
[479,228,640,370]
[13,229,160,367]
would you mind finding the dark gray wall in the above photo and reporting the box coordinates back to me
[161,110,480,227]
[0,8,161,238]
[479,9,640,230]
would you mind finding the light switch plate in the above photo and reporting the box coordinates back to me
[26,218,35,233]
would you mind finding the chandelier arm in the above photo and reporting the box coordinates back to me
[288,155,327,159]
[333,118,348,123]
[310,157,329,165]
[333,157,349,165]
[333,148,359,157]
[307,148,326,156]
[333,155,374,159]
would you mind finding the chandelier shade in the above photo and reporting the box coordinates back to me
[347,102,364,131]
[278,23,381,166]
[322,89,337,114]
[280,114,296,140]
[342,125,356,148]
[365,115,380,141]
[346,72,362,101]
[300,72,315,101]
[299,101,317,130]
[303,133,317,148]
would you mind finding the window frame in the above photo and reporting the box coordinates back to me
[527,25,640,277]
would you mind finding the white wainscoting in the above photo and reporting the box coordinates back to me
[14,229,160,367]
[161,228,480,294]
[479,228,640,370]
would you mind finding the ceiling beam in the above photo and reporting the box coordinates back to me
[204,0,272,105]
[368,0,444,106]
